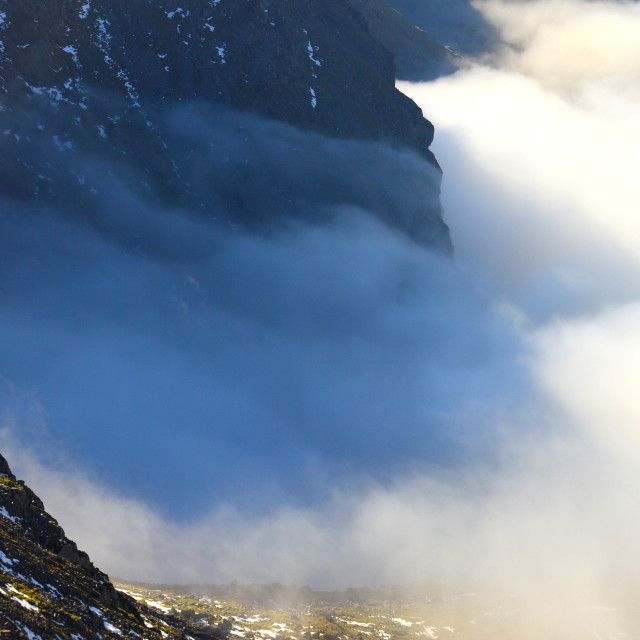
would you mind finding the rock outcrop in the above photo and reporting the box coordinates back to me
[345,0,456,80]
[0,452,226,639]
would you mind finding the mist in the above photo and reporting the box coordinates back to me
[0,196,520,515]
[3,0,640,636]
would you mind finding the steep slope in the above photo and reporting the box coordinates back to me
[0,0,451,252]
[0,453,225,639]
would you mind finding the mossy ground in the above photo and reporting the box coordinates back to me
[114,580,635,640]
[112,582,496,640]
[0,470,205,639]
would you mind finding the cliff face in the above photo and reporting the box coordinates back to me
[98,0,438,152]
[1,0,442,154]
[345,0,456,81]
[0,0,451,252]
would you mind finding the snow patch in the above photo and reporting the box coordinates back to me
[8,586,38,612]
[62,45,79,65]
[392,619,413,627]
[0,549,16,566]
[116,70,140,107]
[303,30,322,67]
[0,506,19,523]
[104,621,123,635]
[166,8,185,19]
[14,623,41,640]
[95,18,112,51]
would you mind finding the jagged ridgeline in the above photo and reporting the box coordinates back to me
[0,453,225,639]
[0,0,452,252]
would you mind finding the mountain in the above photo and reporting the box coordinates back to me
[0,0,452,252]
[0,452,228,639]
[383,0,497,55]
[346,0,457,80]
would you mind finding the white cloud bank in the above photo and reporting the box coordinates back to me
[401,0,640,453]
[399,1,640,625]
[5,0,640,636]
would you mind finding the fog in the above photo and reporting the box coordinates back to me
[0,196,518,515]
[3,0,640,635]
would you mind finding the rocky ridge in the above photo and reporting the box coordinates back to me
[0,452,228,639]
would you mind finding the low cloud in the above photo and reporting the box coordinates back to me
[481,0,640,101]
[0,129,523,516]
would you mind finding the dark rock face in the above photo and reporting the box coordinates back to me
[0,452,228,639]
[0,454,13,479]
[383,0,498,55]
[0,0,452,252]
[345,0,456,81]
[0,453,131,609]
[97,0,437,153]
